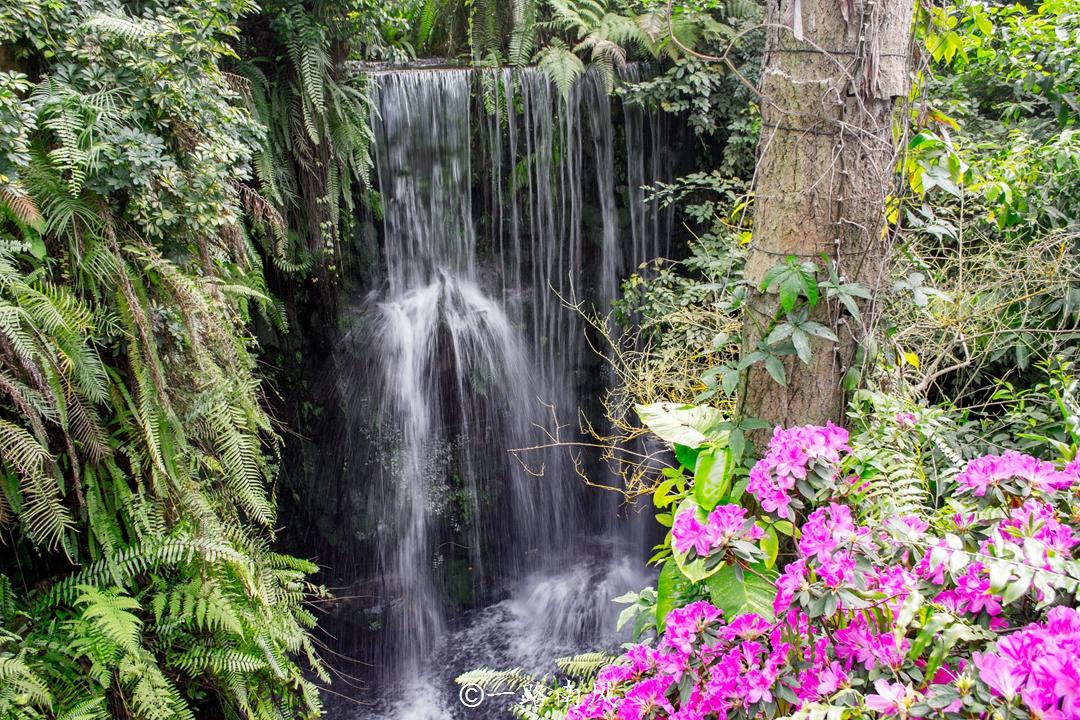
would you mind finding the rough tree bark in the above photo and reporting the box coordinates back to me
[738,0,915,432]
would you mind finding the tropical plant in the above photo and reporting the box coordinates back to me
[0,0,328,717]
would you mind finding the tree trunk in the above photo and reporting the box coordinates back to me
[738,0,915,433]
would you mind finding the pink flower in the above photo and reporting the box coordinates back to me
[723,613,771,641]
[815,661,848,696]
[672,510,710,556]
[895,412,917,429]
[595,665,636,692]
[617,676,674,720]
[798,504,857,560]
[956,451,1075,496]
[567,692,617,720]
[974,651,1024,699]
[739,667,776,703]
[865,679,918,716]
[774,444,809,480]
[774,559,807,615]
[835,616,906,671]
[746,424,851,520]
[673,505,763,558]
[970,606,1080,718]
[663,602,722,655]
[818,551,856,588]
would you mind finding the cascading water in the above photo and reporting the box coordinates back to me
[325,65,678,717]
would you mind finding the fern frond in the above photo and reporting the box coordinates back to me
[535,40,586,100]
[555,652,616,678]
[456,666,538,694]
[0,183,44,231]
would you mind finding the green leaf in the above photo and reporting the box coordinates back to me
[635,402,724,447]
[705,562,777,620]
[693,445,735,511]
[792,328,812,364]
[765,323,794,346]
[909,612,951,659]
[773,520,794,536]
[728,428,745,464]
[799,265,819,306]
[779,278,800,313]
[29,234,47,260]
[674,443,701,471]
[760,526,779,568]
[656,558,692,628]
[764,355,787,386]
[802,321,838,342]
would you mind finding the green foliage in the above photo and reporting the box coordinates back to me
[0,0,328,718]
[704,562,775,619]
[889,0,1080,400]
[535,39,586,100]
[235,0,376,277]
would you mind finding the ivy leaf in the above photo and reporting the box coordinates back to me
[779,279,800,313]
[764,355,787,386]
[722,367,740,396]
[798,263,820,307]
[728,428,745,465]
[792,328,812,364]
[765,323,794,346]
[802,321,838,342]
[705,562,777,620]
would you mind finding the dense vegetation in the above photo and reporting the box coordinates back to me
[0,0,371,716]
[0,0,1077,718]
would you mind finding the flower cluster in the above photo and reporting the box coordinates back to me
[955,450,1078,496]
[559,425,1080,720]
[746,423,849,519]
[671,504,763,557]
[973,606,1080,718]
[915,499,1079,626]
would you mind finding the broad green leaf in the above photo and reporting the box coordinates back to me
[635,402,724,447]
[779,277,800,312]
[705,562,777,620]
[693,445,735,511]
[674,443,701,471]
[760,526,779,568]
[656,558,692,628]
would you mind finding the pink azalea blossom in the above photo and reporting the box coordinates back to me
[864,679,919,716]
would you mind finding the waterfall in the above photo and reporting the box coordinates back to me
[336,65,676,710]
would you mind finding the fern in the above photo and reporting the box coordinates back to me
[457,666,539,693]
[536,40,586,100]
[848,391,943,521]
[0,3,330,719]
[75,585,143,654]
[84,13,158,42]
[556,651,616,678]
[0,183,44,230]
